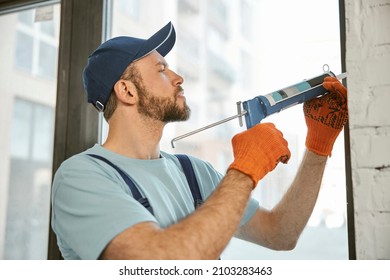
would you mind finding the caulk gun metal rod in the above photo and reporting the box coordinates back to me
[170,110,248,148]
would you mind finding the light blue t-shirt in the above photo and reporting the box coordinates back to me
[51,144,259,259]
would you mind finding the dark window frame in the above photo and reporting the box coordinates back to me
[338,0,356,260]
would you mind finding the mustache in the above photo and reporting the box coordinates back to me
[175,86,184,95]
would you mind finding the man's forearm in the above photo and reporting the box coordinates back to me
[236,149,327,250]
[271,149,327,247]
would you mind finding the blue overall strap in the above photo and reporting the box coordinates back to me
[87,154,154,215]
[175,154,203,209]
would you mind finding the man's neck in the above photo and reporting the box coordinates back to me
[102,115,165,160]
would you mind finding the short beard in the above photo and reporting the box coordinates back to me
[135,79,191,123]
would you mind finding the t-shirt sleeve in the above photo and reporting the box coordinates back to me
[51,156,157,260]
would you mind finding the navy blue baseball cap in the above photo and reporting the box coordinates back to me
[83,22,176,111]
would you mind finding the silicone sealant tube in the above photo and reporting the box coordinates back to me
[242,72,335,129]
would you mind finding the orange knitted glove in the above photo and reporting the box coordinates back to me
[303,76,348,156]
[228,123,290,188]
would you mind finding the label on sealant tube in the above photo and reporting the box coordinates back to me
[264,80,312,106]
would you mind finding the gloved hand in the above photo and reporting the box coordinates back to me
[228,123,290,188]
[303,76,348,156]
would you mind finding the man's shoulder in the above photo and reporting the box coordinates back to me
[55,144,102,173]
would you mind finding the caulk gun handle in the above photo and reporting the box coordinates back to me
[242,72,333,129]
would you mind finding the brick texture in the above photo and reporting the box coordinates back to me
[346,0,390,259]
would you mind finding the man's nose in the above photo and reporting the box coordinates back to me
[171,70,184,86]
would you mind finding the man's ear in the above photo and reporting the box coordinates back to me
[113,80,137,105]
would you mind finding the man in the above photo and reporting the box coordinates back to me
[51,22,348,260]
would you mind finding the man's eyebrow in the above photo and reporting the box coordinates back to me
[155,61,169,67]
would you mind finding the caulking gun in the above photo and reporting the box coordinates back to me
[171,67,347,148]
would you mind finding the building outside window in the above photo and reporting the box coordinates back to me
[0,4,60,259]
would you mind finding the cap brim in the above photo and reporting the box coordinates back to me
[134,21,176,61]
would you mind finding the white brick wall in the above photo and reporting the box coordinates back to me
[346,0,390,259]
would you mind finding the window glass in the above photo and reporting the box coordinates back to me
[40,20,55,36]
[32,103,54,162]
[240,0,254,41]
[14,8,58,80]
[17,9,34,26]
[10,99,32,160]
[0,4,60,259]
[38,41,57,79]
[15,32,34,72]
[117,0,141,20]
[109,0,348,259]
